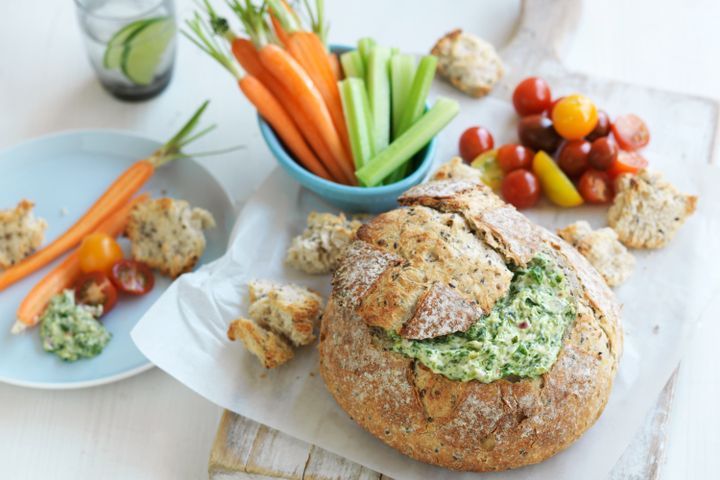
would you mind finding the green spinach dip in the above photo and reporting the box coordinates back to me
[40,290,111,362]
[389,255,576,382]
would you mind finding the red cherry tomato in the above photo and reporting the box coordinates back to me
[557,139,591,178]
[74,272,118,316]
[578,170,613,204]
[586,110,611,141]
[512,77,552,116]
[459,126,494,163]
[517,114,562,153]
[110,260,155,295]
[612,114,650,151]
[501,169,541,209]
[551,94,598,140]
[496,144,534,173]
[545,96,565,117]
[588,137,618,170]
[607,150,649,177]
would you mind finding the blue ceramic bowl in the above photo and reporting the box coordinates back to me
[257,45,436,213]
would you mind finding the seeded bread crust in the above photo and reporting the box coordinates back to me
[126,197,215,278]
[0,200,48,269]
[319,180,622,472]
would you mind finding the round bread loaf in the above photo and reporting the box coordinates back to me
[319,179,622,472]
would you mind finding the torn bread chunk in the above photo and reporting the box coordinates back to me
[608,170,697,249]
[431,29,504,98]
[126,197,215,278]
[286,212,363,274]
[227,317,294,369]
[557,221,635,288]
[0,200,48,269]
[248,280,324,346]
[431,157,485,183]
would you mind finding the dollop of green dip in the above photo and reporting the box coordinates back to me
[389,255,575,382]
[40,290,111,362]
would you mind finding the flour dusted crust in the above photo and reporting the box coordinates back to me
[319,180,622,471]
[126,197,215,278]
[0,200,47,269]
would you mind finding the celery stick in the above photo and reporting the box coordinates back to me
[390,54,417,139]
[340,50,365,78]
[357,37,376,70]
[396,55,438,137]
[367,45,392,154]
[339,78,375,169]
[356,97,459,186]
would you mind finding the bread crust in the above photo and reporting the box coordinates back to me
[319,181,622,471]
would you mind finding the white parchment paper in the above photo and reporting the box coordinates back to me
[132,159,720,479]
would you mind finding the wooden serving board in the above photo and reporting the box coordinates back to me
[208,0,719,478]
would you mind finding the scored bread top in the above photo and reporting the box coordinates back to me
[320,176,623,471]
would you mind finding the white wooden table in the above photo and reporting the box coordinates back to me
[0,1,718,479]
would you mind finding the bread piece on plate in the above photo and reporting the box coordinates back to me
[608,170,697,249]
[227,317,294,369]
[126,197,215,278]
[431,29,504,98]
[248,280,323,346]
[320,179,622,472]
[431,157,484,182]
[557,221,635,287]
[286,212,363,274]
[0,200,48,269]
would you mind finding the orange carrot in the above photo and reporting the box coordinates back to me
[258,44,357,184]
[328,52,342,81]
[270,14,290,47]
[0,162,153,292]
[238,76,332,180]
[231,38,352,184]
[12,194,149,333]
[285,32,352,161]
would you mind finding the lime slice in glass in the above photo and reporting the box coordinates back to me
[103,18,158,69]
[121,18,175,86]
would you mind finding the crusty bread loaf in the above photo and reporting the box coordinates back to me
[319,178,622,471]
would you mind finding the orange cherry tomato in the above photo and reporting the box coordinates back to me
[611,114,650,151]
[607,150,649,178]
[551,94,598,140]
[78,233,124,275]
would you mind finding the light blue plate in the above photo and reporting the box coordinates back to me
[0,131,234,389]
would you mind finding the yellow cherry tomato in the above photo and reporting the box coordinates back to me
[551,94,598,140]
[78,233,124,274]
[532,151,584,207]
[471,149,503,191]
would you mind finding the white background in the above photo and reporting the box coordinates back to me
[0,0,718,478]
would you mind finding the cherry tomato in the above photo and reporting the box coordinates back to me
[517,114,562,153]
[78,233,124,275]
[496,144,534,173]
[588,137,618,170]
[557,139,591,178]
[532,151,584,207]
[110,259,155,295]
[544,96,565,117]
[470,150,504,191]
[512,77,552,116]
[501,169,541,209]
[612,114,650,151]
[551,94,598,140]
[607,150,649,177]
[586,110,611,141]
[74,272,118,316]
[578,170,613,204]
[459,126,494,163]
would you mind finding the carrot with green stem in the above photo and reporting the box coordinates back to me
[0,101,216,292]
[12,194,150,334]
[184,11,336,182]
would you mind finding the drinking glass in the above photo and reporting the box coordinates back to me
[75,0,177,101]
